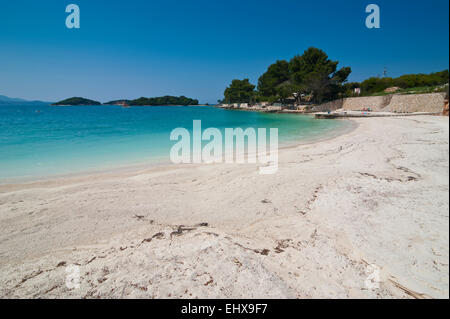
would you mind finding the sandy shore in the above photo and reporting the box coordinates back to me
[0,116,448,299]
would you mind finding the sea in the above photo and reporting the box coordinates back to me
[0,104,351,182]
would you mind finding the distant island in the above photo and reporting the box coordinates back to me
[0,94,50,106]
[52,97,102,106]
[53,96,199,106]
[103,100,131,106]
[117,96,199,106]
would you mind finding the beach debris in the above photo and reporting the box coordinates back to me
[43,284,61,295]
[195,222,209,227]
[141,232,165,244]
[274,239,292,253]
[388,279,433,299]
[204,278,214,286]
[233,241,270,256]
[132,214,154,224]
[300,185,324,215]
[152,232,165,239]
[274,247,284,253]
[359,162,421,183]
[203,232,219,237]
[15,269,44,289]
[130,283,148,291]
[169,223,209,240]
[194,272,215,287]
[233,241,271,256]
[232,258,243,267]
[261,199,271,204]
[170,225,196,239]
[97,267,110,284]
[359,172,394,182]
[254,249,270,256]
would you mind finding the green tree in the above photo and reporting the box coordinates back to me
[360,70,449,94]
[223,79,256,103]
[288,48,352,103]
[254,48,351,103]
[129,96,198,106]
[289,48,338,84]
[257,60,290,98]
[360,77,393,94]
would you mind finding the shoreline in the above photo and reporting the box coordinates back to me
[0,116,357,186]
[0,115,448,298]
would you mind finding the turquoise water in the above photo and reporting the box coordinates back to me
[0,104,349,181]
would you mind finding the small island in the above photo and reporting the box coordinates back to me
[53,96,199,106]
[103,100,131,106]
[113,96,199,106]
[52,97,102,106]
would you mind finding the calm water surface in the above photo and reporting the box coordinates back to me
[0,104,350,181]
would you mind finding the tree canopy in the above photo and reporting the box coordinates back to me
[222,46,449,104]
[257,60,290,98]
[223,79,256,104]
[284,47,351,103]
[223,47,352,104]
[129,96,199,106]
[359,70,449,94]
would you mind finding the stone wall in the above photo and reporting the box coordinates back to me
[383,93,446,113]
[343,95,393,111]
[313,93,446,113]
[312,99,344,112]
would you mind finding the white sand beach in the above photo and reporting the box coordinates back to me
[0,115,448,299]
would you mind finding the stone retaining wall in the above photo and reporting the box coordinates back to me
[313,93,446,113]
[383,93,446,113]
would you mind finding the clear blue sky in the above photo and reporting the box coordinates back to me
[0,0,448,103]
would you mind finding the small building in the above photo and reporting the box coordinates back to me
[297,105,313,112]
[283,96,297,108]
[266,106,282,112]
[301,93,314,103]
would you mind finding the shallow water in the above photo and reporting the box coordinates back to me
[0,104,350,181]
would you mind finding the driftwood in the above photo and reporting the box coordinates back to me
[388,279,433,299]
